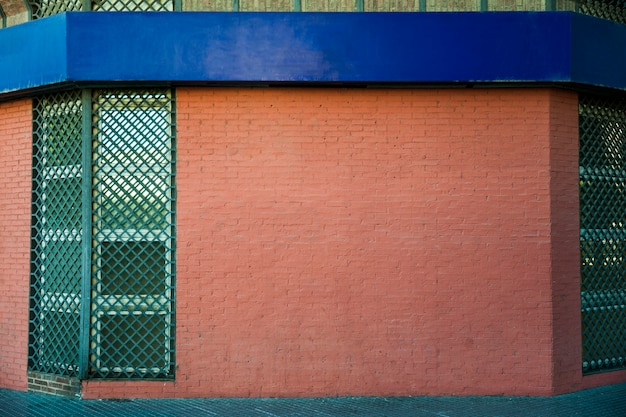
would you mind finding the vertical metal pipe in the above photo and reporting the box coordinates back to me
[356,0,364,11]
[233,0,239,11]
[23,0,33,21]
[174,0,182,11]
[294,0,301,11]
[481,0,488,11]
[78,89,93,380]
[0,4,6,28]
[419,0,427,12]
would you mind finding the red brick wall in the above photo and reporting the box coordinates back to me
[548,90,586,394]
[83,87,589,398]
[0,98,31,391]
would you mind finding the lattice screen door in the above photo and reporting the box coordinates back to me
[580,94,626,374]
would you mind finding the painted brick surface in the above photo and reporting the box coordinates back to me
[0,98,31,391]
[548,90,585,394]
[82,87,591,398]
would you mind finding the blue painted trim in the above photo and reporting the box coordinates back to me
[64,12,572,84]
[0,14,67,95]
[0,11,624,96]
[570,13,626,91]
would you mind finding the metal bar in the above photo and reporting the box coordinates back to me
[545,0,556,11]
[419,0,426,12]
[481,0,488,11]
[294,0,301,11]
[78,89,93,379]
[0,4,6,28]
[82,0,91,11]
[232,0,239,11]
[356,0,363,11]
[22,0,32,21]
[174,0,182,11]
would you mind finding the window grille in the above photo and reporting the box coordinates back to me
[577,0,626,24]
[28,0,84,20]
[89,90,176,379]
[29,91,84,377]
[27,0,174,18]
[580,94,626,374]
[91,0,174,11]
[28,89,176,380]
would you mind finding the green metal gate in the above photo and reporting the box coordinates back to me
[29,91,84,377]
[29,89,176,380]
[580,94,626,374]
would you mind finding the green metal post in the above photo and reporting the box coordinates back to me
[356,0,363,11]
[545,0,556,11]
[22,0,32,21]
[78,89,93,379]
[419,0,426,12]
[174,0,182,11]
[232,0,239,11]
[81,0,91,11]
[481,0,488,11]
[294,0,301,11]
[0,4,6,28]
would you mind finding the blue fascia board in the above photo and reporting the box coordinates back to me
[62,13,570,83]
[0,14,68,95]
[63,11,572,84]
[0,11,623,96]
[570,13,626,91]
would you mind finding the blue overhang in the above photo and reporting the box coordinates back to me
[0,11,625,97]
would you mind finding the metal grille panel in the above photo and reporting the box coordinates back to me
[577,0,626,24]
[29,91,84,377]
[92,0,174,11]
[580,94,626,374]
[28,0,83,19]
[89,90,175,379]
[27,0,173,17]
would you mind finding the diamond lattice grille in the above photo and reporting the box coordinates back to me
[92,0,174,11]
[580,94,626,374]
[29,91,84,377]
[27,0,172,17]
[89,90,175,379]
[577,0,626,24]
[28,0,83,19]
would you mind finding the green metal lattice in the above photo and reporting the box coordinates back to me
[91,0,174,11]
[29,89,175,380]
[580,94,626,374]
[29,91,84,377]
[577,0,626,24]
[26,0,174,18]
[89,90,176,379]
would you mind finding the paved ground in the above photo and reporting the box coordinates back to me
[2,382,626,416]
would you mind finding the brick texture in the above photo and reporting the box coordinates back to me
[27,372,81,398]
[0,98,31,392]
[548,90,584,394]
[82,87,593,399]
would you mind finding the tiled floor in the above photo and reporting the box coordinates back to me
[2,383,626,416]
